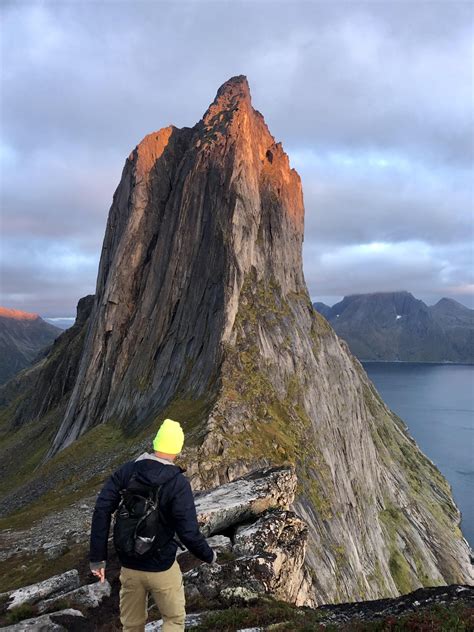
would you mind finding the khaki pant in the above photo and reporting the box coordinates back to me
[119,561,186,632]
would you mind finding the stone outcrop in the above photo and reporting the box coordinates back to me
[36,581,111,614]
[0,76,472,605]
[184,520,314,607]
[194,466,296,536]
[1,570,80,611]
[181,467,314,608]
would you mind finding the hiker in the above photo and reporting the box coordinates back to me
[89,418,216,632]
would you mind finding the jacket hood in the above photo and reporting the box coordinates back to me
[132,452,183,486]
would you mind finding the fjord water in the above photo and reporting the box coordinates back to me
[364,362,474,547]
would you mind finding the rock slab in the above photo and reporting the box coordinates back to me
[194,466,297,537]
[0,609,84,631]
[1,571,80,611]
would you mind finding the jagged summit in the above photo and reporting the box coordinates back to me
[1,77,472,604]
[204,74,251,116]
[216,74,250,97]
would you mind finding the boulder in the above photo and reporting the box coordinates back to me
[37,580,111,613]
[184,505,315,608]
[0,608,85,631]
[233,509,315,606]
[194,467,296,537]
[183,553,296,603]
[234,509,307,557]
[1,570,80,610]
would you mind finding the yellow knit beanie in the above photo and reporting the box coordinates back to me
[153,418,184,454]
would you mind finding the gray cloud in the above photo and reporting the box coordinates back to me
[1,1,472,315]
[297,153,472,247]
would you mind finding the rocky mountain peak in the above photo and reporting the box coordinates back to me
[432,297,471,313]
[203,74,251,121]
[1,77,472,605]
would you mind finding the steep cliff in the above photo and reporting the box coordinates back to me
[0,76,472,603]
[313,292,473,363]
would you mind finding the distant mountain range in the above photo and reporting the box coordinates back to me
[313,292,473,363]
[0,307,62,384]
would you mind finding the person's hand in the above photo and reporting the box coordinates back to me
[210,549,218,564]
[92,567,106,583]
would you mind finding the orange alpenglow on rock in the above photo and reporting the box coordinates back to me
[51,74,307,454]
[0,307,39,320]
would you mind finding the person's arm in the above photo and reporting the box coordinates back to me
[170,476,215,563]
[89,461,134,581]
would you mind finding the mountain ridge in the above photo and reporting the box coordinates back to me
[313,291,473,363]
[0,306,62,385]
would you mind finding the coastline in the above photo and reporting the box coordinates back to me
[361,360,473,366]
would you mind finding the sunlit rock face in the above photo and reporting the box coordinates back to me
[13,76,473,602]
[51,75,305,454]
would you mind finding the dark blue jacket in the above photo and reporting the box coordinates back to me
[89,454,214,571]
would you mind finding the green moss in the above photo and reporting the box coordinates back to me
[0,405,61,498]
[218,269,337,522]
[362,353,463,559]
[413,556,444,588]
[372,406,461,540]
[356,575,369,601]
[298,459,334,521]
[378,501,419,594]
[154,397,212,446]
[333,544,346,564]
[0,541,87,593]
[216,549,237,563]
[367,559,390,597]
[308,309,332,358]
[195,597,323,632]
[388,550,413,595]
[4,604,36,624]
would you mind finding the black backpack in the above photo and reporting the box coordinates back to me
[113,473,166,558]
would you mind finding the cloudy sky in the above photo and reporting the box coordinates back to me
[1,0,473,318]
